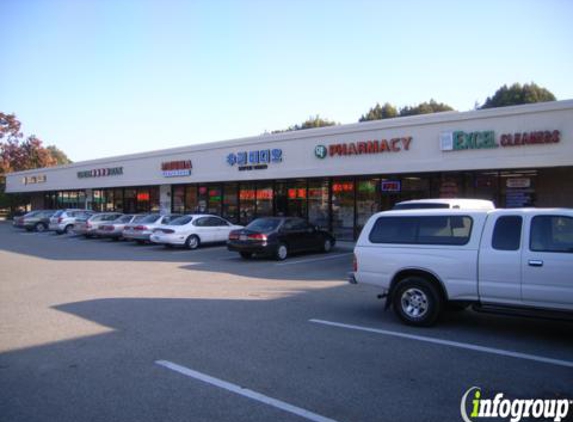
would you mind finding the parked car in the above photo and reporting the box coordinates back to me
[227,217,336,260]
[351,208,573,326]
[13,210,57,232]
[13,211,42,229]
[97,214,147,240]
[73,212,123,238]
[150,214,242,249]
[122,214,182,244]
[392,198,495,211]
[49,209,95,234]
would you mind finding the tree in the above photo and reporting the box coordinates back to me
[0,113,72,211]
[480,83,556,109]
[359,102,398,122]
[46,145,72,165]
[399,99,454,117]
[359,99,454,122]
[273,115,338,133]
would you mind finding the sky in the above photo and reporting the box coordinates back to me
[1,0,572,162]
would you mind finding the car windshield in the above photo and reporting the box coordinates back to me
[169,215,193,226]
[132,215,148,223]
[99,214,122,221]
[24,211,41,218]
[115,215,134,223]
[162,214,182,224]
[139,214,161,224]
[246,218,282,233]
[53,210,64,217]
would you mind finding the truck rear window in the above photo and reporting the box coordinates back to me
[369,216,473,245]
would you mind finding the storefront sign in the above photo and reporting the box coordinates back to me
[440,131,497,151]
[441,130,561,151]
[315,137,412,159]
[77,167,123,178]
[506,178,531,188]
[226,148,283,171]
[22,174,47,185]
[381,180,401,193]
[161,160,192,177]
[500,130,560,147]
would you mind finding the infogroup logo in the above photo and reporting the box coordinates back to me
[461,387,571,422]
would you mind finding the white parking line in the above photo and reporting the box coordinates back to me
[276,253,352,266]
[309,319,573,369]
[155,360,340,422]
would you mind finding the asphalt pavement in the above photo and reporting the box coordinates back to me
[0,222,572,422]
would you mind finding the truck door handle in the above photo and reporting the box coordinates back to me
[528,260,544,267]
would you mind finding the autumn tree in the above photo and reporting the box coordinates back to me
[480,83,556,109]
[0,112,72,210]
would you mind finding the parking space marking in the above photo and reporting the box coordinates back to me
[156,360,340,422]
[276,253,352,266]
[309,319,573,369]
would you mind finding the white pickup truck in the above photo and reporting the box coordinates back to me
[351,208,573,326]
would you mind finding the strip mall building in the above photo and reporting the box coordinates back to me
[6,100,573,240]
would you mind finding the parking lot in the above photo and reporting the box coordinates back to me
[1,221,572,422]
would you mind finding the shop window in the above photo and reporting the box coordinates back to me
[256,183,273,217]
[185,186,198,212]
[208,185,222,215]
[223,183,239,223]
[239,183,256,224]
[332,179,355,241]
[356,179,380,235]
[308,179,329,231]
[172,186,185,214]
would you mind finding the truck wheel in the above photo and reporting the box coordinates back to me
[392,277,442,327]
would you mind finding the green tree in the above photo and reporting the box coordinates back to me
[399,99,454,117]
[273,115,338,133]
[359,102,398,122]
[480,82,556,109]
[46,145,72,165]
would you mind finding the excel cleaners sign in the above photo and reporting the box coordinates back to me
[440,130,560,151]
[314,137,413,159]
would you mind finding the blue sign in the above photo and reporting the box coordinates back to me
[226,149,283,169]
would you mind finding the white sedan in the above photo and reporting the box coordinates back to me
[150,214,243,249]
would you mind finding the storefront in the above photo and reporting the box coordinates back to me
[7,100,573,240]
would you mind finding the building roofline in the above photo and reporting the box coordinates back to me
[8,99,573,177]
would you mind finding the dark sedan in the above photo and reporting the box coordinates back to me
[227,217,335,260]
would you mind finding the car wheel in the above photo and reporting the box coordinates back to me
[240,252,253,259]
[392,277,442,327]
[321,238,333,253]
[185,235,200,250]
[64,225,74,235]
[35,223,46,232]
[275,243,288,261]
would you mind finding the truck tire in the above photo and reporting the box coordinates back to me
[392,277,442,327]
